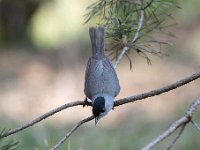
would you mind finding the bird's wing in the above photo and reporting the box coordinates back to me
[84,57,93,99]
[84,57,120,99]
[103,58,120,97]
[84,58,103,99]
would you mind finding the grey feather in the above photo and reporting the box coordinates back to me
[84,57,120,100]
[84,26,120,100]
[89,27,105,59]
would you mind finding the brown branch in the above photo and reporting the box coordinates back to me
[0,101,92,138]
[114,71,200,106]
[50,116,94,150]
[1,71,200,139]
[141,97,200,150]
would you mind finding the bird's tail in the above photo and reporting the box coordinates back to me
[89,26,105,59]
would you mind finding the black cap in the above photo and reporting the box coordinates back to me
[92,97,105,117]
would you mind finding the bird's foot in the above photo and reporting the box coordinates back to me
[83,97,90,107]
[112,106,115,110]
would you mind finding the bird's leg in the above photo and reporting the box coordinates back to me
[112,106,115,110]
[83,97,90,107]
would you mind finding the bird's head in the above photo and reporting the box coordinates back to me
[92,95,114,125]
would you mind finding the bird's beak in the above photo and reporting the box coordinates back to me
[95,117,99,126]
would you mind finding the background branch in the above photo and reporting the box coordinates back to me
[114,4,144,68]
[167,124,186,150]
[50,115,94,150]
[114,46,129,69]
[191,120,200,132]
[141,97,200,150]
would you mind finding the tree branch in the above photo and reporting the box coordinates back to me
[114,46,129,69]
[0,101,92,138]
[114,71,200,106]
[167,124,186,150]
[50,115,94,150]
[140,97,200,150]
[191,120,200,132]
[114,4,144,68]
[1,71,200,139]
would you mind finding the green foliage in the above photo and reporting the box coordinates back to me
[0,128,19,150]
[85,0,179,64]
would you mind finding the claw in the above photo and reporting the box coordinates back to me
[83,97,89,107]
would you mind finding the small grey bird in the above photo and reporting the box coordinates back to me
[84,26,120,125]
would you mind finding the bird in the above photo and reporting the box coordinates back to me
[84,26,120,125]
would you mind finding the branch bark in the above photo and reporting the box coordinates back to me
[50,116,94,150]
[0,101,92,138]
[141,97,200,150]
[114,71,200,106]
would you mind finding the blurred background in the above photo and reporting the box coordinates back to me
[0,0,200,149]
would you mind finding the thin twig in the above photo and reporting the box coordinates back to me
[1,71,200,139]
[167,124,186,150]
[114,71,200,106]
[141,116,189,150]
[191,120,200,132]
[0,101,92,138]
[140,97,200,150]
[114,4,144,68]
[114,46,129,68]
[130,5,144,46]
[50,116,94,150]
